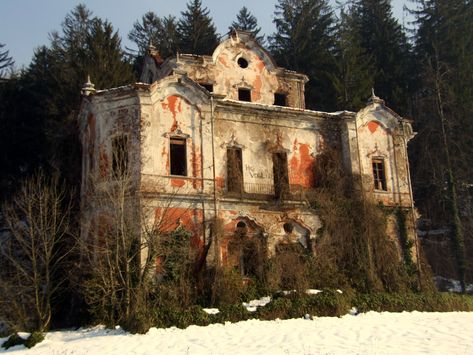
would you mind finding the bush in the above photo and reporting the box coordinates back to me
[216,304,252,323]
[2,333,26,349]
[155,305,211,329]
[257,290,352,320]
[353,292,473,313]
[210,268,247,306]
[25,332,44,348]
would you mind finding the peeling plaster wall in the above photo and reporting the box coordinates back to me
[79,31,418,268]
[213,103,322,191]
[155,31,307,108]
[78,88,143,243]
[353,102,414,208]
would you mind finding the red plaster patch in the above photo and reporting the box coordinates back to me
[289,143,315,187]
[257,60,265,72]
[167,95,179,120]
[219,56,229,68]
[368,121,380,133]
[171,178,186,188]
[215,176,225,189]
[191,150,202,188]
[252,75,262,101]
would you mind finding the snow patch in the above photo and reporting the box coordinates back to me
[5,312,473,354]
[242,296,271,312]
[203,308,219,315]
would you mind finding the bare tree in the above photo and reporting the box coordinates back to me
[0,173,73,332]
[80,148,202,332]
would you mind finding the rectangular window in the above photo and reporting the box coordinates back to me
[274,93,287,106]
[273,152,289,200]
[238,88,251,102]
[112,135,128,178]
[227,148,243,193]
[170,137,187,176]
[372,158,387,191]
[200,83,214,92]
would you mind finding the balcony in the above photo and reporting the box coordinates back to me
[223,180,314,203]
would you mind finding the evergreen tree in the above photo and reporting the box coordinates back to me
[348,0,413,114]
[85,18,136,89]
[409,0,473,291]
[0,5,134,196]
[177,0,219,55]
[128,12,178,59]
[229,7,264,43]
[332,7,375,110]
[269,0,337,110]
[0,43,14,78]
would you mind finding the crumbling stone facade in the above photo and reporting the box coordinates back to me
[78,30,417,270]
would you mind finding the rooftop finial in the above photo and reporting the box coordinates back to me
[368,87,385,105]
[81,74,95,96]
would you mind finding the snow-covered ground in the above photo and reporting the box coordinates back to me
[2,311,473,354]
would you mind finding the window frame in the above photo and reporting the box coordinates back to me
[238,88,252,102]
[372,157,387,191]
[274,92,288,106]
[111,134,129,179]
[169,136,188,177]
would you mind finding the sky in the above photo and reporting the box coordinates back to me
[0,0,410,69]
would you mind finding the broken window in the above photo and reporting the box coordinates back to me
[200,83,214,93]
[227,147,243,193]
[238,88,251,102]
[372,158,387,191]
[273,152,289,200]
[170,137,187,176]
[112,135,129,179]
[274,93,287,106]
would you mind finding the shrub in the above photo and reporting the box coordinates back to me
[2,333,26,349]
[216,304,252,323]
[353,292,473,313]
[210,267,247,306]
[25,332,44,348]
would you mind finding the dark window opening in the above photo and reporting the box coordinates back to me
[283,222,294,233]
[237,57,249,68]
[372,158,387,191]
[238,88,251,102]
[227,147,243,193]
[273,152,289,200]
[236,221,247,228]
[170,137,187,176]
[200,83,214,92]
[274,93,287,106]
[112,135,129,178]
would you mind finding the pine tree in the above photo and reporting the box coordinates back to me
[409,0,473,291]
[0,5,134,193]
[128,12,178,59]
[229,7,264,43]
[332,7,375,110]
[177,0,219,55]
[269,0,337,110]
[0,43,14,78]
[348,0,413,114]
[85,18,135,89]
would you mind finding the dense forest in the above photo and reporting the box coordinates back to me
[1,0,473,338]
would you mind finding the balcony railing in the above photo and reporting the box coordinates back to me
[223,180,312,203]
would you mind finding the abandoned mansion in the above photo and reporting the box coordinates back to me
[78,30,418,268]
